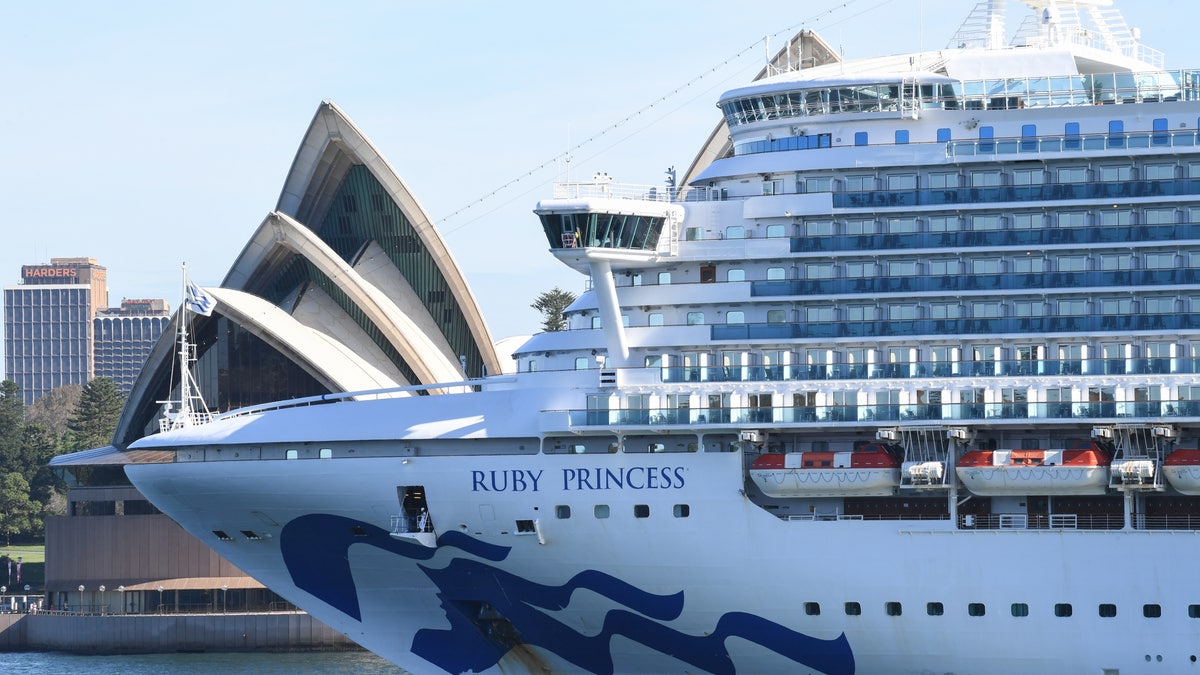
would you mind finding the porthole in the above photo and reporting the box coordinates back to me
[926,602,944,616]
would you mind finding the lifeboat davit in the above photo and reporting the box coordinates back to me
[749,443,900,497]
[1163,449,1200,495]
[955,441,1110,496]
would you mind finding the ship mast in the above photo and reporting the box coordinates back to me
[159,263,213,432]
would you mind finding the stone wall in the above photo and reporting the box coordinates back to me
[0,612,360,654]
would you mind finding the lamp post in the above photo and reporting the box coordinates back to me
[117,585,125,614]
[78,585,85,615]
[221,584,228,614]
[157,585,164,614]
[98,585,106,615]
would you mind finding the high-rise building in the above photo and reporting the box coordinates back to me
[3,257,169,405]
[94,298,170,396]
[4,257,108,405]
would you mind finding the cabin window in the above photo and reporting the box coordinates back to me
[658,272,671,285]
[575,357,590,370]
[968,603,986,617]
[927,602,944,616]
[1058,211,1087,228]
[1144,604,1162,618]
[928,215,958,231]
[767,309,786,324]
[319,448,332,459]
[591,316,602,329]
[1011,603,1029,618]
[845,176,874,192]
[673,504,690,518]
[554,505,570,519]
[887,174,916,190]
[727,269,746,282]
[845,218,874,234]
[725,311,745,325]
[1055,603,1073,617]
[804,602,821,616]
[1188,604,1200,618]
[936,128,951,142]
[593,505,610,519]
[854,131,868,146]
[805,177,832,193]
[633,504,650,518]
[700,265,716,283]
[894,130,909,144]
[806,306,834,322]
[928,171,956,188]
[1144,208,1176,225]
[766,224,785,238]
[766,267,785,280]
[1057,166,1088,183]
[1012,213,1041,229]
[686,312,704,325]
[805,220,833,236]
[885,602,902,616]
[844,602,861,616]
[684,227,703,241]
[1099,604,1117,618]
[648,313,664,327]
[1099,165,1133,182]
[285,450,298,460]
[1057,255,1087,272]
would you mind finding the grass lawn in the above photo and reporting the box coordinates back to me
[0,544,45,564]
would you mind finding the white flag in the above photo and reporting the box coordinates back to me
[185,280,216,316]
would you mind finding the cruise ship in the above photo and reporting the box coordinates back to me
[104,1,1200,672]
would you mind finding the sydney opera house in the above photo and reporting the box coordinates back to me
[45,29,837,620]
[46,101,510,615]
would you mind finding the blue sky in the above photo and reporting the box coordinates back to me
[0,0,1191,378]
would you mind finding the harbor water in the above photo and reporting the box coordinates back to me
[0,650,407,674]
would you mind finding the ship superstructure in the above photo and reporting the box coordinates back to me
[87,1,1200,672]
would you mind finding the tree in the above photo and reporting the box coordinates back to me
[531,287,577,333]
[24,383,83,440]
[64,378,126,452]
[0,473,39,546]
[0,380,23,471]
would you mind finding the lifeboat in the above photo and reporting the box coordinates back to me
[749,443,900,497]
[955,441,1110,496]
[1163,449,1200,495]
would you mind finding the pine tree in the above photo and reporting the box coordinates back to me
[64,378,126,452]
[531,287,577,333]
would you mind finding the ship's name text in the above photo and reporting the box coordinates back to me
[470,467,686,492]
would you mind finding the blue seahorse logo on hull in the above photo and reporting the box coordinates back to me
[280,514,855,674]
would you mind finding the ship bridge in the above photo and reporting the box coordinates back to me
[536,176,684,368]
[537,176,684,275]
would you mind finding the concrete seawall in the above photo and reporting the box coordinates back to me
[0,612,361,654]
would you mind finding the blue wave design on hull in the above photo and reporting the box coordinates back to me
[280,514,854,674]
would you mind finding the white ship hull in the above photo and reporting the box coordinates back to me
[127,440,1200,674]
